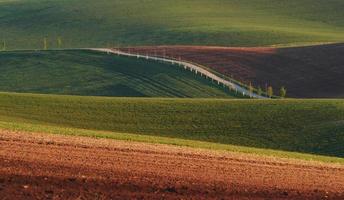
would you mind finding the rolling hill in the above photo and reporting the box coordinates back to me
[0,0,344,49]
[0,49,237,98]
[0,92,343,159]
[1,1,344,199]
[126,44,344,98]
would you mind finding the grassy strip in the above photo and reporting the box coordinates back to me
[1,120,343,164]
[0,92,343,158]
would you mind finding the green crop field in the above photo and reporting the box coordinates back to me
[0,0,343,165]
[0,49,238,98]
[0,0,344,49]
[1,2,343,198]
[0,92,343,161]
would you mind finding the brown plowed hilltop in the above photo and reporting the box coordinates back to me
[122,44,344,98]
[1,131,344,199]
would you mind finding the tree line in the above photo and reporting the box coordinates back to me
[1,37,63,51]
[248,83,287,98]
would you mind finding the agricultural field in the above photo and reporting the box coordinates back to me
[0,50,236,98]
[0,0,344,49]
[0,92,343,159]
[126,43,344,98]
[1,92,344,198]
[1,0,344,199]
[1,131,343,199]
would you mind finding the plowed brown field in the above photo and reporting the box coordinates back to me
[122,44,344,98]
[1,131,343,199]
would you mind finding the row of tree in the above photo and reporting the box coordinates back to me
[1,37,63,51]
[248,83,287,98]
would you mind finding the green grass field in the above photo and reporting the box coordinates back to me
[0,50,238,98]
[0,0,344,49]
[0,92,343,159]
[0,0,343,165]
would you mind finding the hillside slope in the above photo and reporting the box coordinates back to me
[127,44,344,98]
[0,50,234,98]
[0,92,343,158]
[0,0,344,49]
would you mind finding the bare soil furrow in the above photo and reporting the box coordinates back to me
[1,131,343,199]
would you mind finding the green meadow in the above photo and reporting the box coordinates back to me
[0,50,237,98]
[0,92,343,160]
[0,0,344,49]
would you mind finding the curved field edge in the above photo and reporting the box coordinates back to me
[119,47,268,98]
[1,121,343,164]
[129,44,344,98]
[0,92,343,158]
[0,49,238,98]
